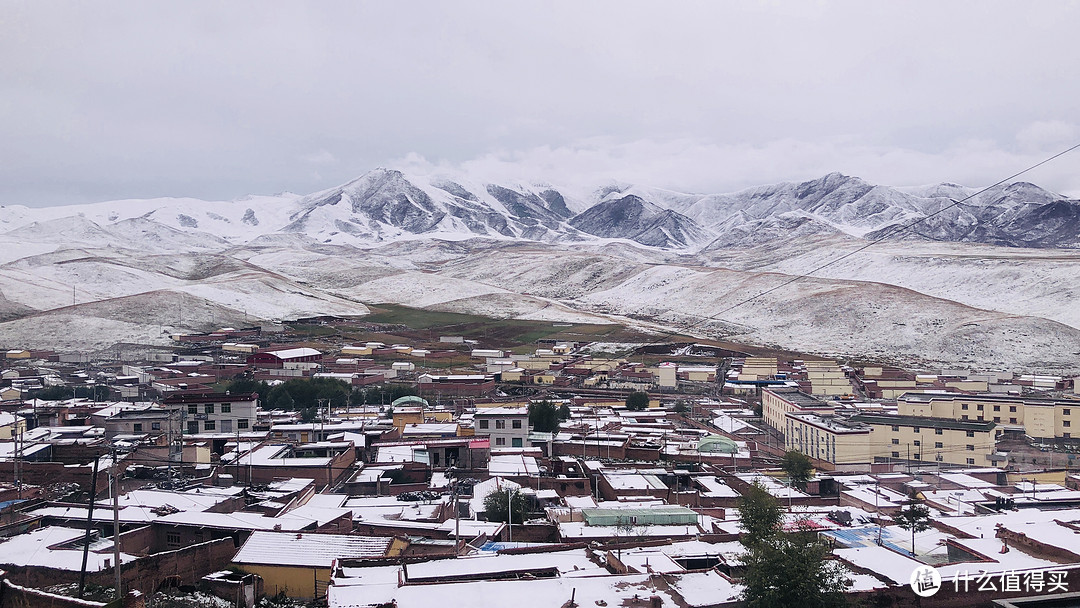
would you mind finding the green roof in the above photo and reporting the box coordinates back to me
[698,435,739,454]
[391,395,430,408]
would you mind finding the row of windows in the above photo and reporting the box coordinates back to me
[493,437,525,447]
[187,403,233,414]
[477,419,524,430]
[132,422,161,432]
[892,425,983,437]
[187,419,249,433]
[960,404,1071,416]
[888,451,977,465]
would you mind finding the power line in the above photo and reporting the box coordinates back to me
[678,141,1080,338]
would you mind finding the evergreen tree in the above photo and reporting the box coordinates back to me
[781,450,814,490]
[893,499,932,556]
[483,488,527,524]
[738,481,850,607]
[557,403,572,421]
[625,391,649,411]
[528,400,560,433]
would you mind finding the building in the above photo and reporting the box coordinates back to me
[104,408,180,440]
[473,406,529,448]
[762,387,834,432]
[247,347,323,369]
[231,531,404,600]
[897,392,1078,440]
[784,410,999,468]
[849,412,999,467]
[784,412,872,466]
[0,412,27,440]
[162,391,259,435]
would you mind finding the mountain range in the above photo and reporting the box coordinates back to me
[1,169,1078,372]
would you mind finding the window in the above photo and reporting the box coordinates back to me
[221,403,231,413]
[935,428,943,435]
[962,415,969,420]
[204,404,215,414]
[1010,406,1017,413]
[188,404,198,414]
[891,438,899,445]
[966,444,975,451]
[891,425,900,432]
[1064,409,1071,415]
[512,419,522,429]
[1064,420,1071,428]
[166,532,181,547]
[1010,418,1017,424]
[966,458,975,465]
[495,420,506,429]
[936,454,944,462]
[977,405,984,411]
[152,422,161,430]
[935,442,943,449]
[913,427,921,433]
[204,420,216,431]
[914,453,921,460]
[133,423,143,432]
[993,405,1000,412]
[966,430,975,437]
[891,451,900,458]
[512,438,523,448]
[913,440,921,447]
[1065,433,1072,439]
[495,437,506,446]
[961,404,969,410]
[479,419,489,429]
[237,419,249,429]
[994,417,1001,423]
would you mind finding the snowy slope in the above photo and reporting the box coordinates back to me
[1,170,1079,369]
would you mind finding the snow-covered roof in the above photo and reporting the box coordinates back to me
[232,531,391,568]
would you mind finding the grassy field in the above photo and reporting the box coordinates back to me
[357,303,672,348]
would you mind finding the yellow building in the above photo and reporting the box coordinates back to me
[232,531,404,600]
[804,360,849,396]
[0,413,27,440]
[762,387,834,432]
[898,392,1078,440]
[784,411,998,467]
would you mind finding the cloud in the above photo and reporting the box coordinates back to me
[393,136,1080,198]
[2,2,1079,205]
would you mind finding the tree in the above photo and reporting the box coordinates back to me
[781,450,814,491]
[740,528,851,608]
[738,481,784,549]
[738,482,850,607]
[893,499,932,556]
[673,399,688,414]
[528,400,560,433]
[483,488,527,524]
[557,403,572,421]
[625,391,649,411]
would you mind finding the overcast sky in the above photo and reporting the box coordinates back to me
[3,1,1079,206]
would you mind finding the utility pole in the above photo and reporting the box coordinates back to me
[111,450,122,599]
[13,422,20,500]
[78,455,101,599]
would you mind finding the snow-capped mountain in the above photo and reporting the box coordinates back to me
[568,194,712,249]
[3,169,1077,251]
[1,168,1079,371]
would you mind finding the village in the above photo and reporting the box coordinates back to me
[1,315,1080,608]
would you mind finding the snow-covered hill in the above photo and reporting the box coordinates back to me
[1,169,1078,371]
